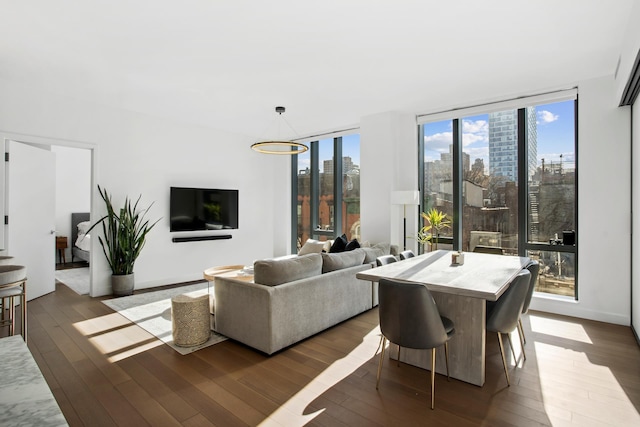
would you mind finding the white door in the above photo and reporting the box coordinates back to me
[7,141,56,300]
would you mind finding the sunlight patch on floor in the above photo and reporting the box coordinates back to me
[73,313,163,362]
[258,326,382,427]
[534,336,640,425]
[529,315,593,344]
[73,313,131,336]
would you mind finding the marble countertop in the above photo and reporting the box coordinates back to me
[0,335,68,426]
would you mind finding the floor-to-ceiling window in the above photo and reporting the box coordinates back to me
[292,134,361,251]
[420,92,577,298]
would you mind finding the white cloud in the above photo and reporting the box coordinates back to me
[465,146,489,162]
[462,119,488,134]
[424,131,453,152]
[461,119,488,147]
[462,132,486,146]
[537,110,559,124]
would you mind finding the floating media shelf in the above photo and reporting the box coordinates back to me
[172,235,232,243]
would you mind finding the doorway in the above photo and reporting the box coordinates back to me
[2,133,95,299]
[52,145,91,295]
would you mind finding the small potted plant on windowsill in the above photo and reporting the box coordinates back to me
[88,186,159,296]
[416,208,451,252]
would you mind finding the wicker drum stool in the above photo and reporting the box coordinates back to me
[171,293,210,347]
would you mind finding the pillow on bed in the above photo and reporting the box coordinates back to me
[75,233,91,252]
[77,221,91,235]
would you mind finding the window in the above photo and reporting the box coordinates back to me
[292,135,361,251]
[526,100,576,297]
[420,96,577,298]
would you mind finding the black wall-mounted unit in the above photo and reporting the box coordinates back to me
[172,235,232,243]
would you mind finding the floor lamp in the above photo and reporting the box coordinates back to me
[391,191,420,251]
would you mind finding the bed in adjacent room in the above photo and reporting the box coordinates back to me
[71,212,91,263]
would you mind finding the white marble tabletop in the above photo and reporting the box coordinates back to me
[0,335,68,426]
[356,249,530,301]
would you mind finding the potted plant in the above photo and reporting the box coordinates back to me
[416,208,451,251]
[89,186,159,296]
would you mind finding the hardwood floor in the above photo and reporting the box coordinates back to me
[4,282,640,426]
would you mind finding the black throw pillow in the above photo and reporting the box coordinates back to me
[345,238,360,251]
[329,234,348,253]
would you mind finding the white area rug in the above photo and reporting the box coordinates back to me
[55,267,90,295]
[102,282,227,355]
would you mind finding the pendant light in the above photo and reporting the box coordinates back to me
[251,106,309,155]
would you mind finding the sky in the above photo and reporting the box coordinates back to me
[295,99,575,175]
[423,99,576,171]
[297,133,361,173]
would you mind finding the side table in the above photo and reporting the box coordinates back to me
[56,236,68,264]
[171,293,210,347]
[203,265,254,330]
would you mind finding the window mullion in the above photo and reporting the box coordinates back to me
[453,119,462,251]
[334,137,343,238]
[310,141,319,232]
[517,108,527,256]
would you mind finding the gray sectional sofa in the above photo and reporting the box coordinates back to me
[214,245,392,354]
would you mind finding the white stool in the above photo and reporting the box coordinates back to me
[171,293,210,347]
[0,265,27,342]
[0,256,15,266]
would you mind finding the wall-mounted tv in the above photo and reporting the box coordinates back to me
[170,187,239,232]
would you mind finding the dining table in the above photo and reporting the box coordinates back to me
[356,249,530,386]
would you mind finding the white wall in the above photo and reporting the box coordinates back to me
[0,78,289,296]
[360,111,419,253]
[531,75,631,324]
[53,146,91,262]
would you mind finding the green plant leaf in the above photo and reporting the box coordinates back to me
[88,185,160,275]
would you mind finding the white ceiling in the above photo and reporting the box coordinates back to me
[0,0,635,139]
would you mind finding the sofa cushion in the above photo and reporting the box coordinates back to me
[329,234,348,253]
[298,239,326,256]
[362,242,392,263]
[254,253,322,286]
[322,248,366,273]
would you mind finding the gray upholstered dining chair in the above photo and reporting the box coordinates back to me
[399,250,415,260]
[517,260,540,358]
[376,278,455,409]
[376,255,398,266]
[486,269,531,386]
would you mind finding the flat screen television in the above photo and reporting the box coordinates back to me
[170,187,239,232]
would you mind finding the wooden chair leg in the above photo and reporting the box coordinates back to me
[375,334,384,356]
[519,317,526,344]
[397,345,401,367]
[430,348,436,409]
[497,333,510,386]
[506,332,518,365]
[517,320,526,361]
[376,337,387,390]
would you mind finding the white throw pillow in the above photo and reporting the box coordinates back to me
[298,239,327,256]
[77,221,91,235]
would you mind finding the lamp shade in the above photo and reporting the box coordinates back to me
[390,191,420,205]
